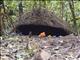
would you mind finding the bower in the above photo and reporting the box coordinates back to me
[14,8,72,36]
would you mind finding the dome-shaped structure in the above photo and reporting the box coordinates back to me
[14,8,72,36]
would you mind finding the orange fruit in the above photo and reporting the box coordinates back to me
[39,32,46,38]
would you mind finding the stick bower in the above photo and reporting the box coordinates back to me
[14,8,72,36]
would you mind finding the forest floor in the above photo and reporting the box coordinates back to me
[0,34,80,60]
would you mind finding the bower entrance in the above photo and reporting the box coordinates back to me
[14,8,72,36]
[16,24,69,36]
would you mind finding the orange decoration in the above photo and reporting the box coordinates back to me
[39,32,46,38]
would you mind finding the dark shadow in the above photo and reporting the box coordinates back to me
[15,24,70,36]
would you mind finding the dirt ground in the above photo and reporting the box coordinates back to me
[0,34,80,60]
